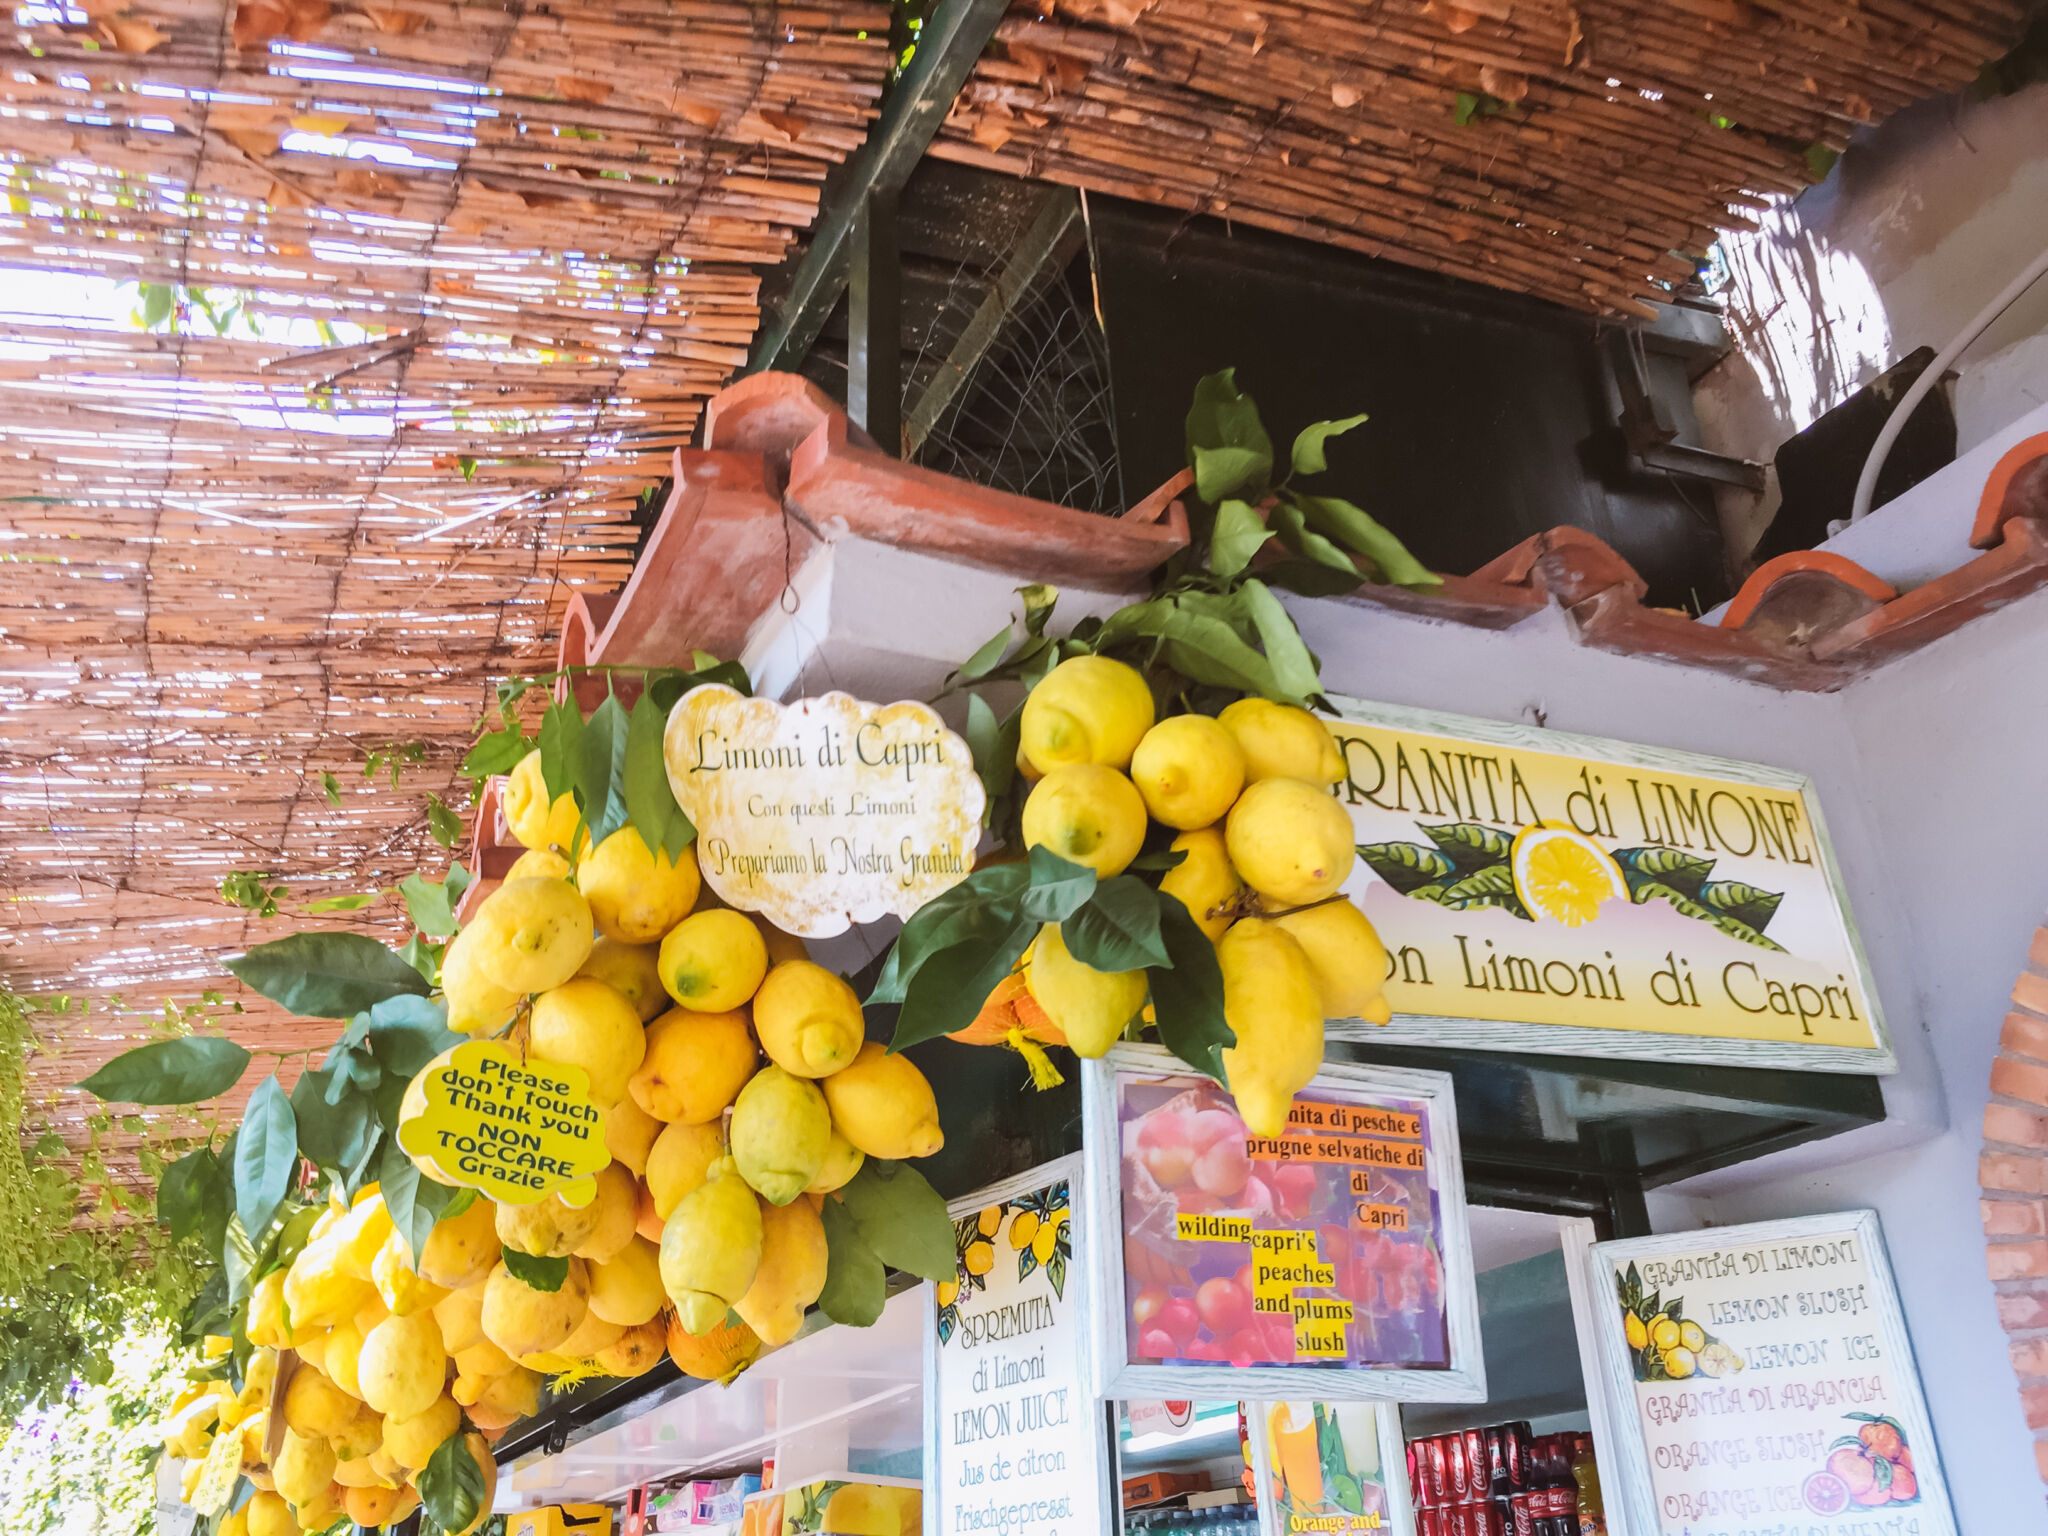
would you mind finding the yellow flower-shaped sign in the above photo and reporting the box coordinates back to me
[663,684,985,938]
[396,1039,609,1207]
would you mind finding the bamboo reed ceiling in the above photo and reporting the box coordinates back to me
[0,0,888,1171]
[930,0,2029,315]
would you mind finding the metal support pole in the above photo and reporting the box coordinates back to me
[847,187,901,456]
[1585,1123,1652,1238]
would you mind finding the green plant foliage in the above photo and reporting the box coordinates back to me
[219,871,286,918]
[0,992,206,1427]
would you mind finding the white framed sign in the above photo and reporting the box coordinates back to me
[924,1155,1110,1536]
[1245,1399,1414,1536]
[1586,1211,1955,1536]
[1322,696,1893,1075]
[1082,1044,1484,1403]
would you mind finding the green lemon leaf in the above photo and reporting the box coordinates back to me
[500,1248,569,1292]
[536,696,584,803]
[426,793,464,849]
[1184,368,1273,464]
[625,689,695,862]
[574,693,631,849]
[1093,596,1280,699]
[365,995,461,1078]
[379,1138,467,1267]
[262,1202,323,1281]
[818,1196,886,1327]
[962,693,1019,825]
[890,913,1039,1051]
[461,721,530,793]
[1147,895,1233,1080]
[1270,499,1361,576]
[158,1147,226,1243]
[835,1161,954,1281]
[1293,494,1439,590]
[1193,444,1270,506]
[1021,845,1097,924]
[1237,578,1322,704]
[76,1036,250,1105]
[305,890,383,914]
[399,862,470,938]
[290,1068,379,1175]
[868,862,1030,1006]
[226,931,429,1018]
[1019,584,1058,636]
[1208,498,1272,578]
[233,1076,298,1238]
[1290,413,1369,476]
[956,622,1014,682]
[420,1431,486,1536]
[1062,876,1170,971]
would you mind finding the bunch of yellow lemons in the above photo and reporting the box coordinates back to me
[1013,657,1389,1136]
[172,1185,504,1536]
[176,749,951,1535]
[445,752,948,1358]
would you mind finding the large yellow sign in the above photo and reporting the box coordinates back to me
[1323,699,1890,1071]
[663,685,985,939]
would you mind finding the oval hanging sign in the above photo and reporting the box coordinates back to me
[397,1039,609,1206]
[663,685,985,938]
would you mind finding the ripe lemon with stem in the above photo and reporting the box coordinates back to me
[1018,655,1154,773]
[1509,823,1626,927]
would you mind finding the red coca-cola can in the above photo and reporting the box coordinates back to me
[1439,1502,1473,1536]
[1506,1491,1537,1536]
[1463,1429,1490,1498]
[1415,1505,1444,1536]
[1420,1435,1448,1506]
[1444,1430,1471,1501]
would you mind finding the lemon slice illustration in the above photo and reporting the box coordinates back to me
[1510,823,1626,927]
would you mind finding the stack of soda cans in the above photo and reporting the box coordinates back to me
[1405,1424,1598,1536]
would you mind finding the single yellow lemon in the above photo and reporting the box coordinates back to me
[1019,654,1155,774]
[646,1119,727,1219]
[603,1092,664,1176]
[1157,826,1245,942]
[819,1042,943,1161]
[1217,918,1325,1138]
[729,1065,832,1206]
[527,975,646,1106]
[1225,777,1356,908]
[1024,922,1147,1058]
[495,1189,600,1260]
[629,1007,757,1124]
[1268,897,1390,1022]
[357,1310,446,1421]
[734,1195,829,1347]
[502,751,585,856]
[1509,822,1626,928]
[577,937,668,1022]
[805,1129,865,1195]
[466,876,594,994]
[572,1162,642,1265]
[440,922,522,1035]
[658,908,768,1012]
[506,847,573,883]
[1130,714,1246,830]
[1216,699,1346,786]
[751,960,865,1078]
[578,827,701,944]
[660,1157,765,1337]
[587,1235,666,1327]
[481,1257,589,1358]
[1020,764,1147,878]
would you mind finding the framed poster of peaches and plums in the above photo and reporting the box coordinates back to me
[1081,1043,1484,1402]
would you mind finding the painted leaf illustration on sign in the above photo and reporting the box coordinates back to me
[662,686,985,939]
[395,1038,609,1207]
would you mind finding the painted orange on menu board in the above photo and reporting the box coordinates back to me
[1323,702,1887,1059]
[1118,1074,1449,1372]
